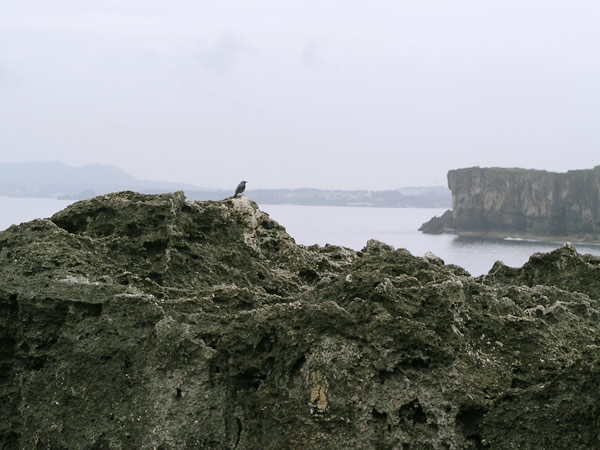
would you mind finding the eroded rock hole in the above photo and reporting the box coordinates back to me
[456,405,488,448]
[372,408,387,422]
[143,240,167,256]
[126,223,142,237]
[298,268,320,283]
[234,417,242,448]
[29,355,48,371]
[148,271,163,284]
[264,286,282,296]
[407,358,429,369]
[73,302,103,317]
[0,337,16,355]
[255,336,273,353]
[291,355,306,374]
[234,367,266,390]
[378,369,395,384]
[398,399,427,425]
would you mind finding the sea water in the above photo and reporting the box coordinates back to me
[261,204,600,276]
[2,196,600,276]
[1,196,75,232]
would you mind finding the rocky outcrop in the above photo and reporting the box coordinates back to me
[420,166,600,241]
[417,209,454,234]
[2,191,600,449]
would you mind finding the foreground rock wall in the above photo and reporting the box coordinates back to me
[2,192,600,449]
[421,166,600,240]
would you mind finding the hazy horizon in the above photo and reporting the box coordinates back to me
[0,160,455,191]
[2,1,599,190]
[3,159,599,192]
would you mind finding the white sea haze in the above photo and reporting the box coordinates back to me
[2,196,600,276]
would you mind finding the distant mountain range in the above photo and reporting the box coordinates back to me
[0,161,450,208]
[0,161,200,198]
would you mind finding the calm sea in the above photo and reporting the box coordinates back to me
[1,196,75,232]
[2,196,600,276]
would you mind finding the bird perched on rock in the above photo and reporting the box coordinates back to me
[234,180,247,197]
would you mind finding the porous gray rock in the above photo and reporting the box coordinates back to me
[1,191,600,449]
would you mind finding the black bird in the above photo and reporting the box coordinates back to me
[234,180,247,197]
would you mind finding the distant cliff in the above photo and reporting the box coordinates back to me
[421,166,600,241]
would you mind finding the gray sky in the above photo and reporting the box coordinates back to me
[1,0,599,189]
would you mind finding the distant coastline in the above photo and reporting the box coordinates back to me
[0,161,451,208]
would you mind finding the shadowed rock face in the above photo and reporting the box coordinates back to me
[2,191,600,449]
[421,166,600,241]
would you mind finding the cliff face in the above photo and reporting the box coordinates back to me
[421,166,600,240]
[2,192,600,449]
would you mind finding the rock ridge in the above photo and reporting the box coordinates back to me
[1,191,600,448]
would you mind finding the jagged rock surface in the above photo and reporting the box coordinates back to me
[1,192,600,449]
[420,166,600,241]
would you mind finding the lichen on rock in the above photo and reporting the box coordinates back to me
[1,191,600,449]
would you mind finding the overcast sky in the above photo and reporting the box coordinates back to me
[1,1,599,189]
